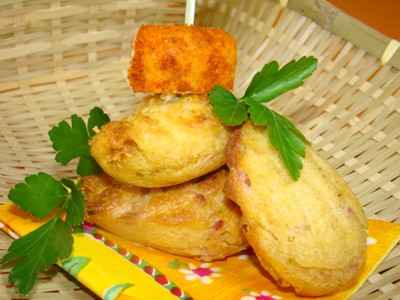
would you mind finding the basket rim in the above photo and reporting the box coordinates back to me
[287,0,400,69]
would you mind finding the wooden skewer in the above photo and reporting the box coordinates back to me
[185,0,196,25]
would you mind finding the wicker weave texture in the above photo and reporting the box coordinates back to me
[0,0,399,299]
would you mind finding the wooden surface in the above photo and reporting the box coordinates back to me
[328,0,400,40]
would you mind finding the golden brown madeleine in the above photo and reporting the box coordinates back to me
[81,169,247,261]
[129,24,236,94]
[90,94,229,187]
[226,123,367,296]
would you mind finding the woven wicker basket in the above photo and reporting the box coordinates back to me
[1,0,399,299]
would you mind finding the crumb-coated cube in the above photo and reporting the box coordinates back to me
[129,24,236,94]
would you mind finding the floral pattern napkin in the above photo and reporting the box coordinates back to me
[0,203,399,300]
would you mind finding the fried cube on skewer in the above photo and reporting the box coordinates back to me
[129,24,236,94]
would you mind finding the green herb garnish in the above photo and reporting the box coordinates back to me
[209,56,317,180]
[2,173,84,294]
[209,86,248,126]
[48,106,110,176]
[62,179,85,227]
[2,107,109,295]
[8,173,66,218]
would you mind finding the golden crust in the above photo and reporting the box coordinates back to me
[81,169,247,261]
[226,122,367,296]
[90,94,229,187]
[129,24,236,94]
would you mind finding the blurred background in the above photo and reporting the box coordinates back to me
[329,0,400,39]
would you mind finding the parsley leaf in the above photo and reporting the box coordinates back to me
[243,56,317,103]
[61,179,85,228]
[49,115,90,165]
[249,102,307,179]
[88,106,111,137]
[209,56,318,180]
[1,217,73,295]
[244,61,279,97]
[266,110,306,180]
[248,101,272,126]
[49,107,110,176]
[76,155,102,176]
[2,173,86,294]
[209,85,248,126]
[8,173,66,218]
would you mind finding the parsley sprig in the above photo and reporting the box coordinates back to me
[49,107,110,176]
[2,173,83,294]
[2,107,110,295]
[209,56,317,180]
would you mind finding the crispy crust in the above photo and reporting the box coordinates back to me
[81,169,248,261]
[129,24,236,94]
[226,127,241,168]
[90,94,229,187]
[226,122,367,296]
[225,128,242,201]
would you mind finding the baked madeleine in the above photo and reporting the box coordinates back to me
[90,94,229,187]
[81,169,247,261]
[226,122,367,296]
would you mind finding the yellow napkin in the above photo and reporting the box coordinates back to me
[0,203,399,300]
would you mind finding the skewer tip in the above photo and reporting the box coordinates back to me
[185,0,196,25]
